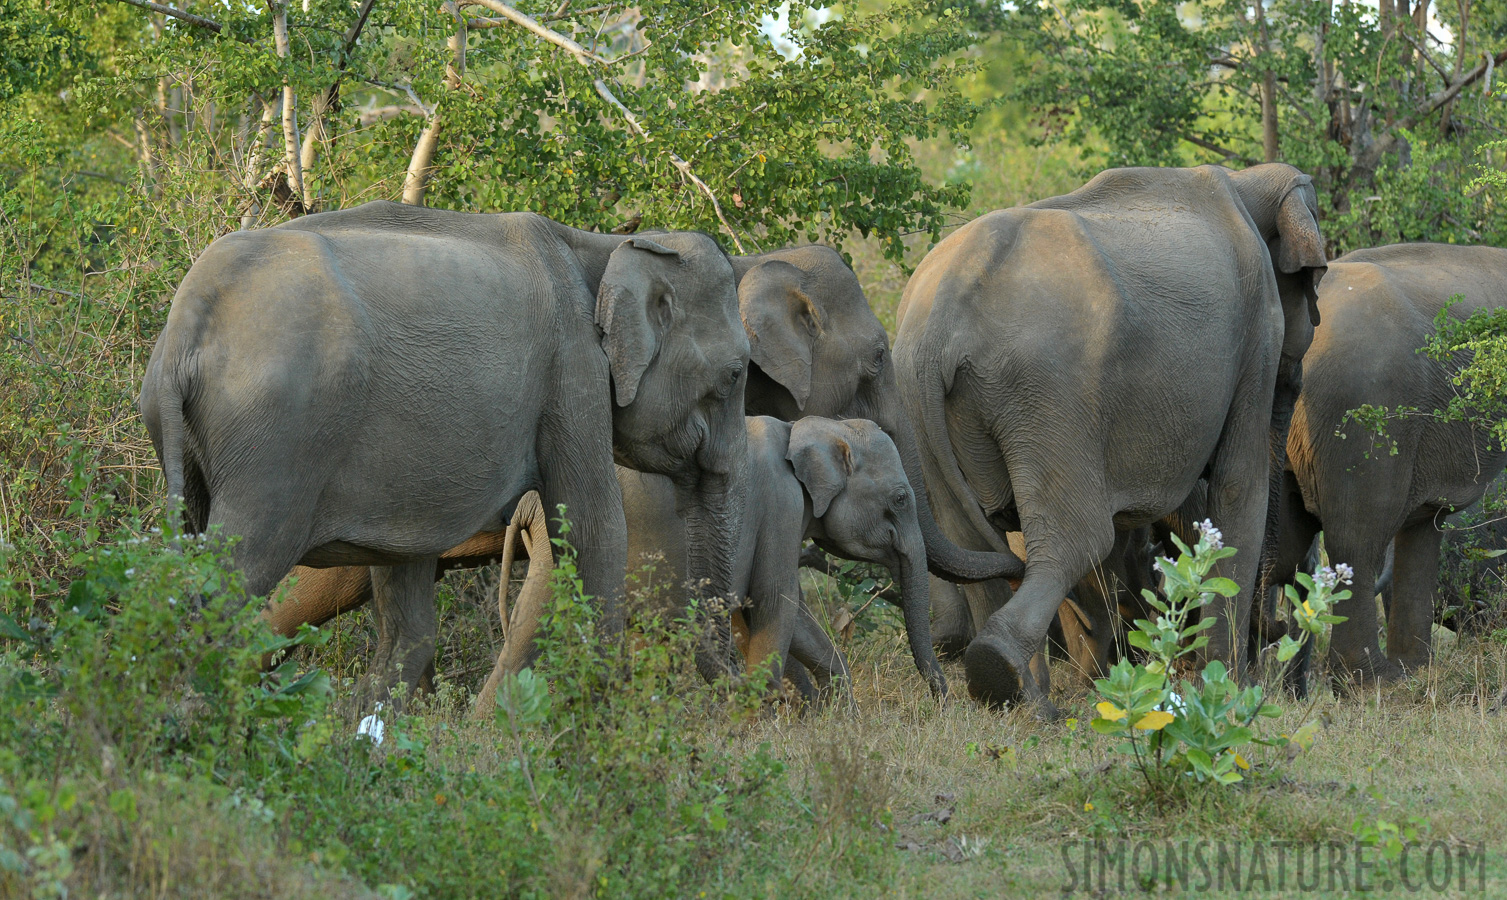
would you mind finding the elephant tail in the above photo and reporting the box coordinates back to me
[147,359,201,533]
[905,344,1024,584]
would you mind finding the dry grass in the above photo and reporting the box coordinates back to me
[276,565,1507,898]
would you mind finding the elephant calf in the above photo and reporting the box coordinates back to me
[481,416,946,712]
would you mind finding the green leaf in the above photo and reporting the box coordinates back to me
[1202,577,1239,597]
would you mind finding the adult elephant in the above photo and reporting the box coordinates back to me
[261,245,1019,645]
[894,163,1327,712]
[1265,243,1507,682]
[141,201,750,701]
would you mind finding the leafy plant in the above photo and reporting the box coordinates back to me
[1090,521,1350,806]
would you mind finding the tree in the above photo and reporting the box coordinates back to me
[7,0,986,260]
[1004,0,1507,253]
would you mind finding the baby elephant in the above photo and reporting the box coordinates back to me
[479,415,946,712]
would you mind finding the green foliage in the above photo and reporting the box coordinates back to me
[1421,295,1507,449]
[1002,0,1507,253]
[1090,522,1348,805]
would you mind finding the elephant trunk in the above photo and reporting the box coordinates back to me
[894,532,948,698]
[684,458,748,685]
[874,382,1022,585]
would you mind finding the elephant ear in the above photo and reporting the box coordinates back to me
[1274,178,1326,276]
[743,277,822,410]
[787,419,853,517]
[596,238,682,407]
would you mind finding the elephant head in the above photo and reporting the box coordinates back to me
[595,233,750,680]
[735,247,1021,585]
[1226,163,1329,605]
[1227,163,1328,369]
[787,416,946,697]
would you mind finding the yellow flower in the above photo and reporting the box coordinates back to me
[1133,710,1175,731]
[1084,801,1094,812]
[1096,701,1128,722]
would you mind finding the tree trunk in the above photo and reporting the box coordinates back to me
[1255,0,1280,162]
[402,7,465,206]
[271,0,307,211]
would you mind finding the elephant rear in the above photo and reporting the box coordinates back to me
[141,208,605,597]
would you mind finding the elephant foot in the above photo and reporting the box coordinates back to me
[1329,649,1405,685]
[964,624,1055,717]
[354,642,433,714]
[1391,651,1431,674]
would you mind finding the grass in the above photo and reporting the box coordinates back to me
[226,562,1507,899]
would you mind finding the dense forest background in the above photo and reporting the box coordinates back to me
[5,0,1507,571]
[3,2,1507,896]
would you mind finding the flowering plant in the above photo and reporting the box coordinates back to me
[1089,522,1350,805]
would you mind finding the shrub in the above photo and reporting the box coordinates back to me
[1090,521,1349,807]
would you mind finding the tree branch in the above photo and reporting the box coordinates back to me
[591,78,747,253]
[1180,132,1253,165]
[107,0,231,35]
[1353,48,1507,179]
[402,3,463,205]
[462,0,607,64]
[1401,31,1453,82]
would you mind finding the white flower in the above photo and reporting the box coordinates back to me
[1315,566,1338,590]
[123,568,135,577]
[357,702,386,746]
[1196,519,1224,550]
[1334,563,1354,585]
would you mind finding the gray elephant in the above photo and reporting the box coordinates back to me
[141,201,750,702]
[479,415,945,712]
[731,246,1021,583]
[259,244,1017,662]
[894,163,1327,712]
[1264,243,1507,683]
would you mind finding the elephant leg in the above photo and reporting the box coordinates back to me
[964,580,1012,638]
[1199,392,1276,681]
[207,494,316,601]
[263,566,375,637]
[788,598,853,711]
[966,563,1084,713]
[358,557,440,712]
[1063,554,1125,684]
[930,577,973,659]
[742,599,794,693]
[537,378,627,637]
[1257,472,1321,695]
[1322,529,1403,683]
[1387,518,1444,671]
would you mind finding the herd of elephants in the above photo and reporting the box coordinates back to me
[138,161,1507,719]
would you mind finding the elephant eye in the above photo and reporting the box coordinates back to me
[865,346,886,376]
[891,488,909,510]
[714,362,743,399]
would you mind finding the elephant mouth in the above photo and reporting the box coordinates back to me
[614,410,709,478]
